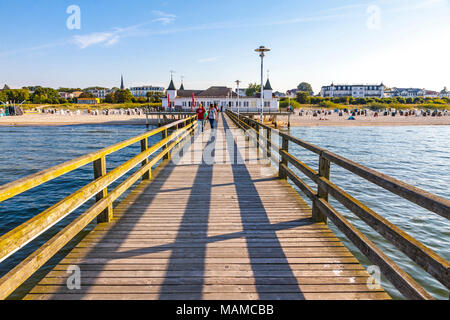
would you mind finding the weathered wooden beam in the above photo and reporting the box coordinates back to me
[93,156,113,223]
[0,117,193,204]
[315,199,433,300]
[140,138,150,181]
[312,153,330,224]
[279,136,289,180]
[281,163,316,201]
[317,177,450,290]
[322,150,450,220]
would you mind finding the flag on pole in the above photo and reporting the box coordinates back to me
[168,94,171,111]
[192,93,195,112]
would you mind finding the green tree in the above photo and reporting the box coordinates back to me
[297,82,313,94]
[79,92,96,98]
[296,91,311,104]
[105,92,115,103]
[0,90,7,102]
[245,83,261,97]
[31,87,60,104]
[114,89,133,103]
[146,92,164,103]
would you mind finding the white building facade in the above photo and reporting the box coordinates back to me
[87,89,114,99]
[162,79,279,112]
[130,86,165,97]
[320,84,385,98]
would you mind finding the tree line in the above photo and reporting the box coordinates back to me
[0,85,163,105]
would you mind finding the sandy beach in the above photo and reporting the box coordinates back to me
[0,113,449,127]
[0,114,159,126]
[276,113,450,127]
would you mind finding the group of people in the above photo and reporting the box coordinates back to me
[195,103,220,132]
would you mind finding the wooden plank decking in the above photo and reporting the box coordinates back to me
[24,114,390,300]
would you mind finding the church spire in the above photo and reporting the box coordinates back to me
[120,74,124,90]
[264,78,272,90]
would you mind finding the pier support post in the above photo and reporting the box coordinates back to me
[256,124,260,152]
[312,153,330,224]
[162,128,171,160]
[279,135,288,179]
[266,127,272,159]
[93,156,113,223]
[141,137,151,181]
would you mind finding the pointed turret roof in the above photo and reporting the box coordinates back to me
[179,83,185,90]
[167,79,176,91]
[264,79,272,90]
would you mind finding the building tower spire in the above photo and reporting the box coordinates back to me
[179,76,185,90]
[120,74,124,90]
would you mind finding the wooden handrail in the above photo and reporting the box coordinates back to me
[0,117,197,299]
[228,110,450,220]
[226,110,449,299]
[0,117,191,204]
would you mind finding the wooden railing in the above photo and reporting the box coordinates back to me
[226,110,449,300]
[0,116,197,299]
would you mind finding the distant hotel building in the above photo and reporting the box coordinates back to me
[162,78,279,112]
[130,86,165,97]
[87,89,114,99]
[320,84,385,98]
[385,88,439,98]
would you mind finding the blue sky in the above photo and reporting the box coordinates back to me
[0,0,449,93]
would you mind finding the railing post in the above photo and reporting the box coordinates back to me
[266,127,272,159]
[279,135,289,179]
[140,137,151,181]
[256,123,260,151]
[162,128,171,160]
[190,117,195,136]
[93,156,113,223]
[312,152,330,223]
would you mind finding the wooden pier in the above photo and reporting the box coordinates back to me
[0,112,448,300]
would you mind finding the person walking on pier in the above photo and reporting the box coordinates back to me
[196,103,206,132]
[208,104,218,130]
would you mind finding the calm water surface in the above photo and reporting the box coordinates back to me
[0,124,448,299]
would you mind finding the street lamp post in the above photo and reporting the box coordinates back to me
[235,80,241,117]
[255,45,270,123]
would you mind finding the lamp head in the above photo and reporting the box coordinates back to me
[255,45,271,57]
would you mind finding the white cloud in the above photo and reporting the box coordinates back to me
[73,32,117,49]
[152,10,177,25]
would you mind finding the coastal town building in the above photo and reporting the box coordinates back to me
[286,89,299,98]
[384,88,440,98]
[86,89,114,99]
[273,91,286,98]
[77,98,100,104]
[235,88,247,97]
[320,84,385,98]
[58,92,75,99]
[130,86,165,98]
[440,87,450,98]
[162,78,279,112]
